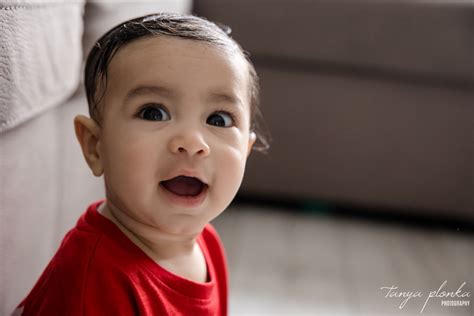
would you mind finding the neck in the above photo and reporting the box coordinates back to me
[98,200,199,261]
[97,200,208,283]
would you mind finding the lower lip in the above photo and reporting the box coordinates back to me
[159,183,208,208]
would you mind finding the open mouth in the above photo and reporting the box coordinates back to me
[160,176,207,197]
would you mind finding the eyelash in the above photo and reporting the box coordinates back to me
[135,104,239,127]
[213,109,239,127]
[135,103,169,119]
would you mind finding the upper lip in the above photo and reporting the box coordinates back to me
[161,169,209,186]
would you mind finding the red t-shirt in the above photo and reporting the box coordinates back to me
[16,200,228,316]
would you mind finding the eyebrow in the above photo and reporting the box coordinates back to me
[123,84,243,108]
[207,92,243,108]
[124,85,173,104]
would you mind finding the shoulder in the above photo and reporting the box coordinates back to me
[202,223,219,238]
[201,223,226,255]
[200,223,228,279]
[20,228,104,315]
[43,228,104,281]
[21,227,137,315]
[200,223,228,314]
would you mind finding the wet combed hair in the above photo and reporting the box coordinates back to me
[84,12,270,153]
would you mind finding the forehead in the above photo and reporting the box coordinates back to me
[104,36,249,105]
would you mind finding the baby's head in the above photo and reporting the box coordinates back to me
[75,13,267,235]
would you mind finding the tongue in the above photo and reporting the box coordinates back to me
[161,176,204,196]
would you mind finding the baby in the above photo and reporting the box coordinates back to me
[15,13,268,316]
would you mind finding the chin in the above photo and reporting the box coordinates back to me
[155,214,207,236]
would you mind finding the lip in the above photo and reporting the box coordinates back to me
[161,169,208,185]
[159,169,209,208]
[159,182,208,208]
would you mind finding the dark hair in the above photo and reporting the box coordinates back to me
[84,12,270,153]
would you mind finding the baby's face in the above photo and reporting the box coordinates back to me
[97,36,255,235]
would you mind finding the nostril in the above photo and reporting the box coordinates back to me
[171,142,210,156]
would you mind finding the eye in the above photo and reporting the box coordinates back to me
[207,111,235,127]
[137,104,170,121]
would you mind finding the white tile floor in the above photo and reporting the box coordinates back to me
[211,204,473,316]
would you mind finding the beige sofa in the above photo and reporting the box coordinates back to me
[195,0,474,221]
[0,1,191,313]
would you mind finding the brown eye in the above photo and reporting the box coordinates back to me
[137,105,170,121]
[207,112,234,127]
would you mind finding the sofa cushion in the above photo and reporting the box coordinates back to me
[0,89,105,315]
[194,0,474,83]
[82,0,193,58]
[0,1,85,132]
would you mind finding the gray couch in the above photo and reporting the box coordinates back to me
[194,0,474,220]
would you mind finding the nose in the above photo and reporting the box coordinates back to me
[168,128,210,158]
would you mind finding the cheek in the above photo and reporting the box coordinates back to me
[101,132,160,192]
[214,144,248,198]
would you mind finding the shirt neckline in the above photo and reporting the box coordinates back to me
[81,199,216,301]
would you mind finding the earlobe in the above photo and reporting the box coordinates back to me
[247,132,257,157]
[74,115,104,177]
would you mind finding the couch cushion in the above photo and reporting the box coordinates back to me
[0,90,105,315]
[0,1,85,132]
[240,67,474,218]
[82,0,193,58]
[194,0,474,83]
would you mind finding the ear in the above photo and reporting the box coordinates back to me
[247,132,257,157]
[74,115,104,177]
